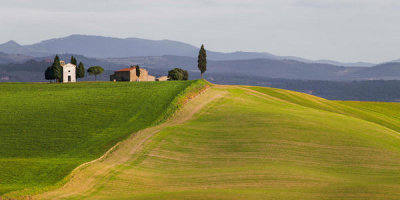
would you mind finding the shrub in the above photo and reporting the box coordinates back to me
[168,68,189,80]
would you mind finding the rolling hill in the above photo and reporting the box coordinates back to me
[2,82,400,199]
[0,80,209,196]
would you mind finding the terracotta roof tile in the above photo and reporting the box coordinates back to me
[116,67,135,72]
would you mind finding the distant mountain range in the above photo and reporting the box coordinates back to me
[0,52,32,64]
[106,55,400,81]
[0,34,381,67]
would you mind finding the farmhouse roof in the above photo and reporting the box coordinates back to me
[116,66,142,72]
[116,67,135,72]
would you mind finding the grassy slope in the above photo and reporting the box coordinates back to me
[35,85,400,200]
[249,86,400,133]
[0,80,208,195]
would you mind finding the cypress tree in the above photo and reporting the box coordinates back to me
[136,65,141,81]
[44,66,55,82]
[197,44,207,79]
[51,55,63,82]
[70,56,77,66]
[76,62,85,79]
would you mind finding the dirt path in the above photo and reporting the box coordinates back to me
[34,86,228,200]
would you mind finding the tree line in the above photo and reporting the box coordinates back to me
[168,44,207,81]
[44,55,85,82]
[44,55,105,82]
[44,44,207,82]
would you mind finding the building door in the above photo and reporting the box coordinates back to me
[68,75,71,82]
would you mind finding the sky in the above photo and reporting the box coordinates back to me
[0,0,399,63]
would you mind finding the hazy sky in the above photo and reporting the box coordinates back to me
[0,0,399,63]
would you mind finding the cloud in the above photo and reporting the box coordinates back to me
[0,0,400,63]
[292,0,400,9]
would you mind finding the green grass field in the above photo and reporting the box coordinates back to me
[0,82,400,200]
[0,80,208,195]
[27,85,400,200]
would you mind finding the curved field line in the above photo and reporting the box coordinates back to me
[33,86,228,200]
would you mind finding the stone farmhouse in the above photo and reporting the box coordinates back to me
[156,76,168,81]
[110,66,167,82]
[60,60,76,83]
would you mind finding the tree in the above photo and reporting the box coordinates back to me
[76,62,85,79]
[136,65,141,82]
[70,56,77,66]
[168,68,189,80]
[197,44,207,79]
[51,55,63,83]
[168,69,183,80]
[87,66,104,81]
[182,69,189,80]
[44,66,55,83]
